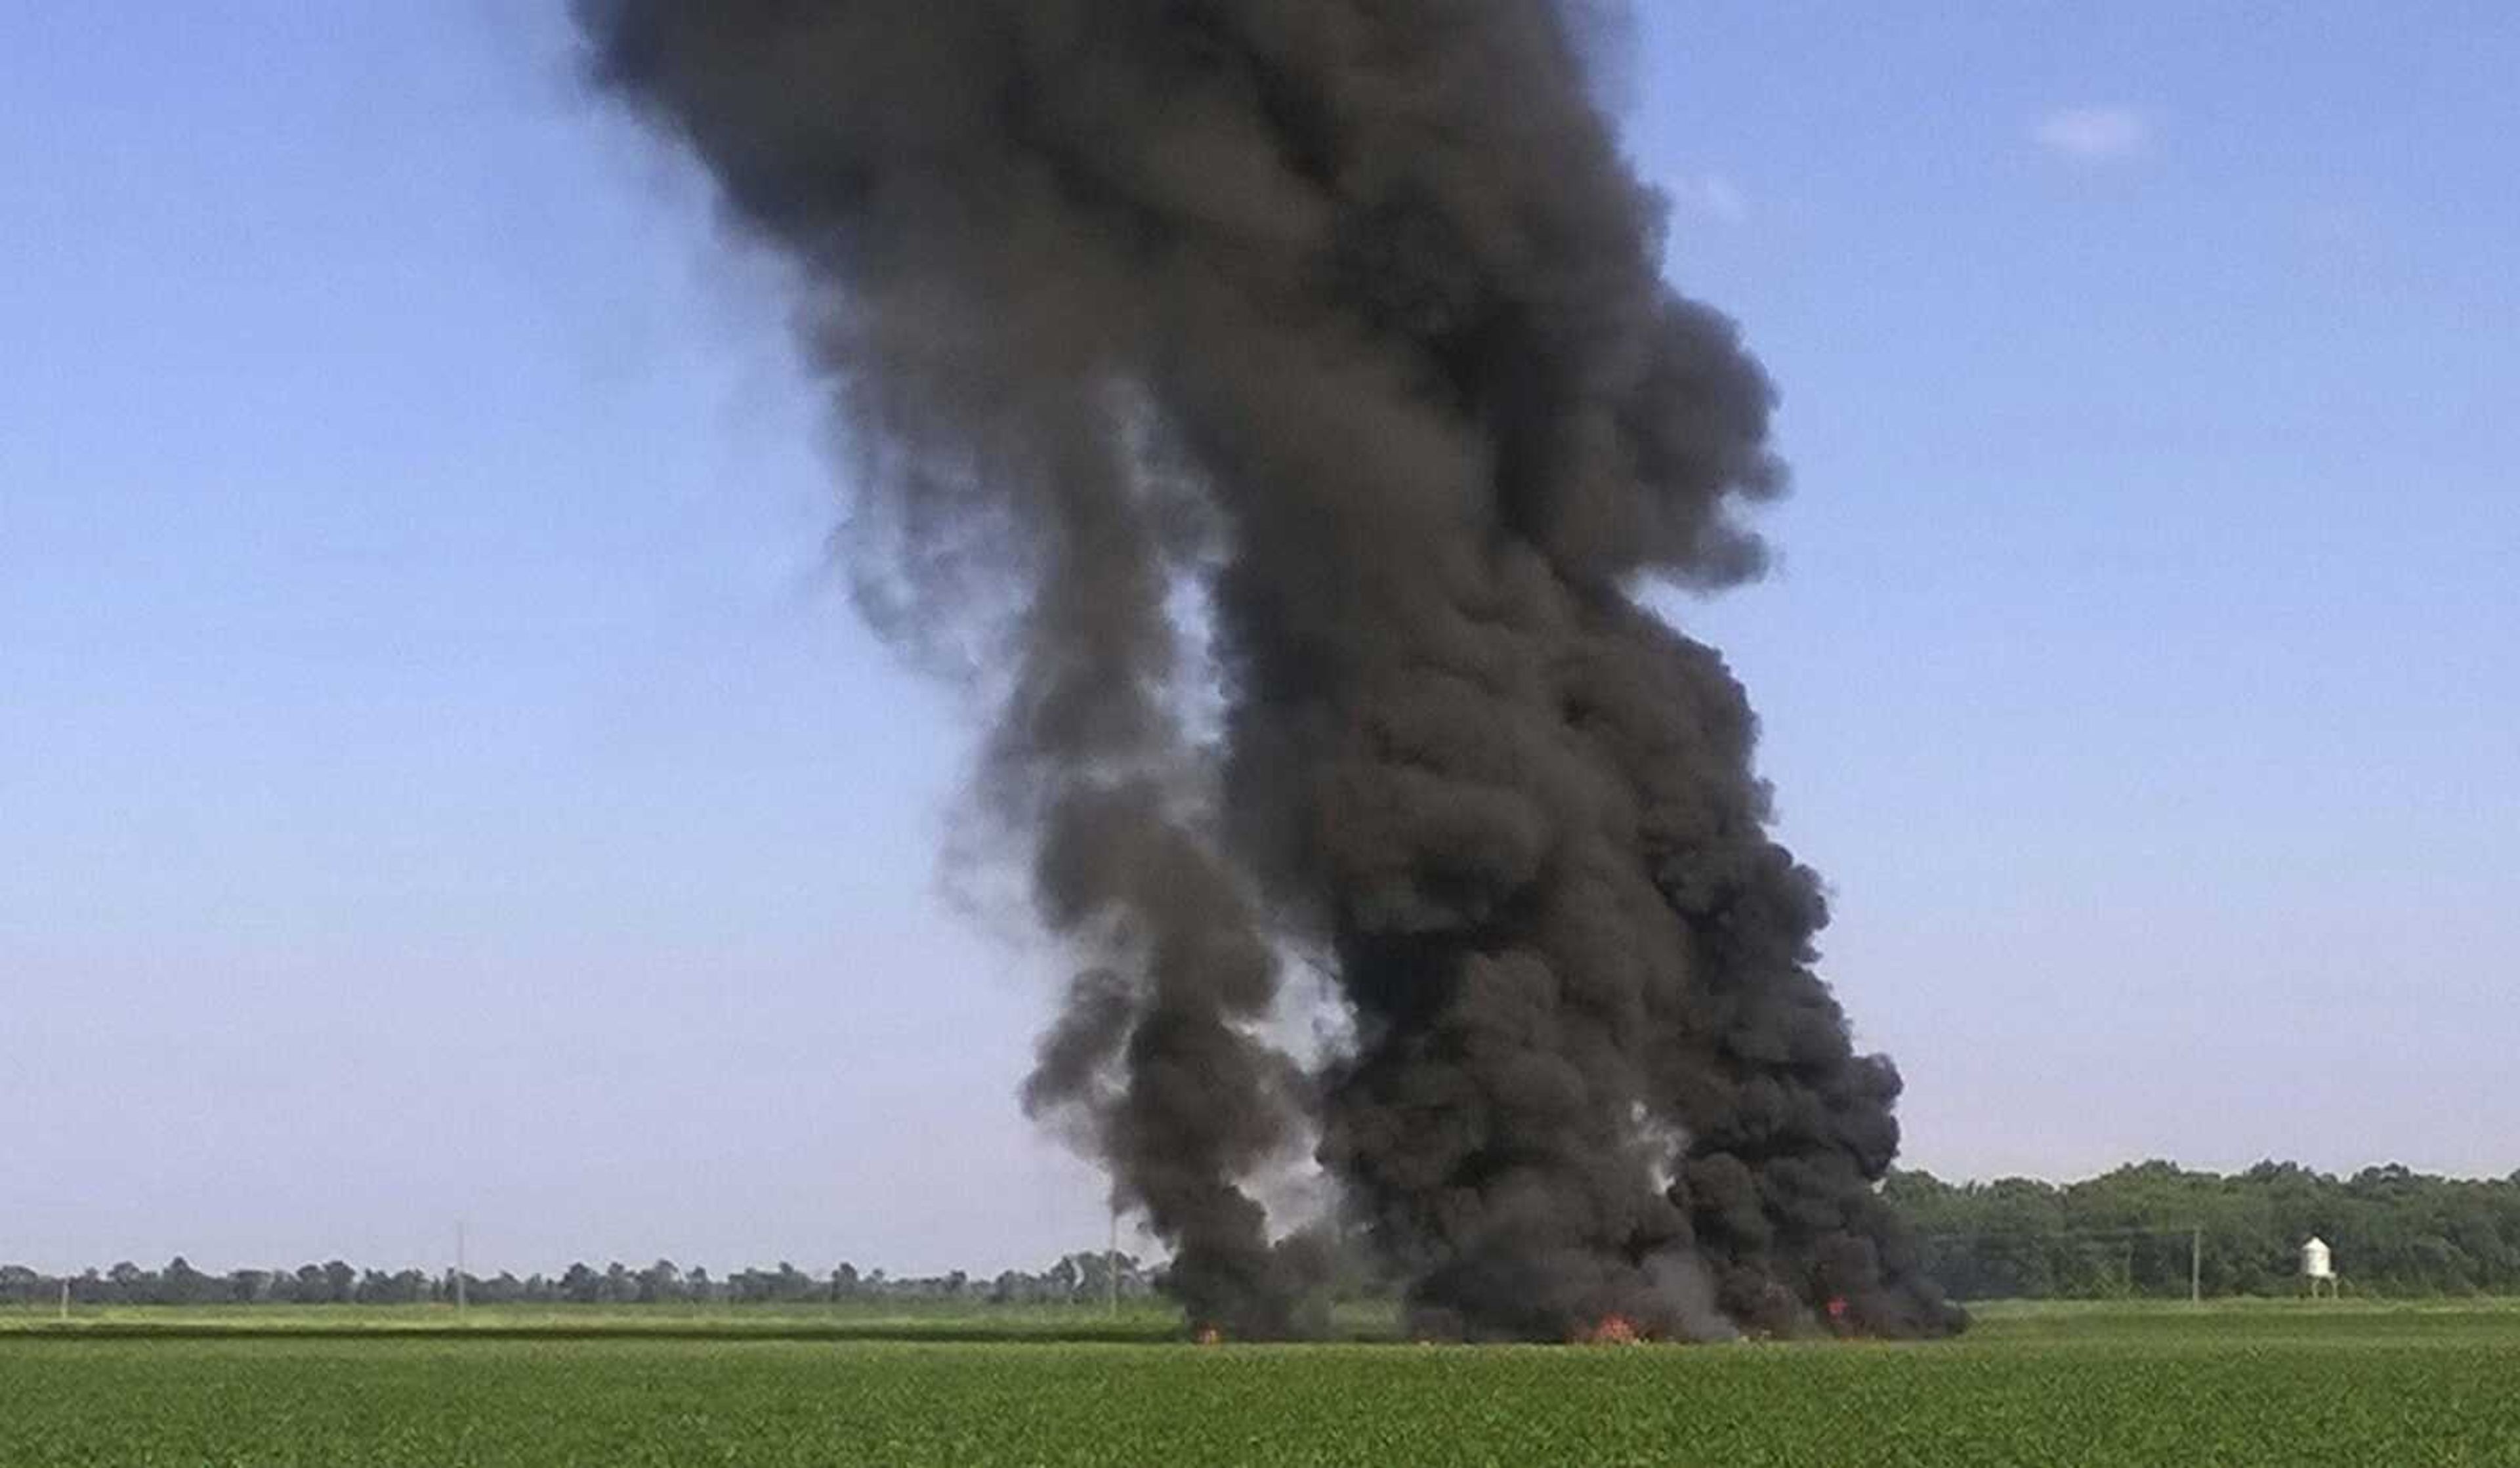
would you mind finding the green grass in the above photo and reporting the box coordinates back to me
[0,1297,1406,1343]
[0,1299,1198,1341]
[5,1301,2519,1465]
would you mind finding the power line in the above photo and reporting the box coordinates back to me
[1914,1223,2206,1305]
[1914,1225,2203,1243]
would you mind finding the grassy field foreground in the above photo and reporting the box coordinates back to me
[5,1301,2518,1465]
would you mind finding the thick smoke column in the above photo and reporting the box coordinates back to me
[577,0,1959,1339]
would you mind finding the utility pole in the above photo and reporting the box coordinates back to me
[455,1221,469,1318]
[2190,1227,2202,1305]
[58,1280,70,1324]
[1106,1208,1120,1318]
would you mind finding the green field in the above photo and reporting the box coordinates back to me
[7,1301,2519,1465]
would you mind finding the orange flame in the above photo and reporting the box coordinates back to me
[1194,1326,1223,1346]
[1578,1314,1644,1345]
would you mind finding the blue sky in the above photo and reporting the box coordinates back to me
[4,5,2513,1276]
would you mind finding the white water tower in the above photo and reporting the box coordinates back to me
[2300,1236,2336,1298]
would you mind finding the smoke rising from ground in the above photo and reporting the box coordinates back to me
[575,0,1958,1339]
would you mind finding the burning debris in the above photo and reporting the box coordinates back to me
[575,0,1961,1341]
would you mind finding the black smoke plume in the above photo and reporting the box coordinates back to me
[575,0,1960,1340]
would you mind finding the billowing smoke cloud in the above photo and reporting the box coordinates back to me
[575,0,1960,1340]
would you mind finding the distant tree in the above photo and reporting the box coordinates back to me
[1891,1160,2520,1301]
[159,1257,213,1306]
[0,1265,42,1305]
[559,1263,602,1305]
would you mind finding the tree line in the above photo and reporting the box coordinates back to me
[0,1251,1154,1309]
[21,1160,2520,1309]
[1888,1160,2520,1299]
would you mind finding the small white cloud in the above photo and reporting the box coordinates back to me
[1673,171,1749,226]
[2034,106,2152,163]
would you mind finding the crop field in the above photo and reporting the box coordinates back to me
[7,1301,2520,1465]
